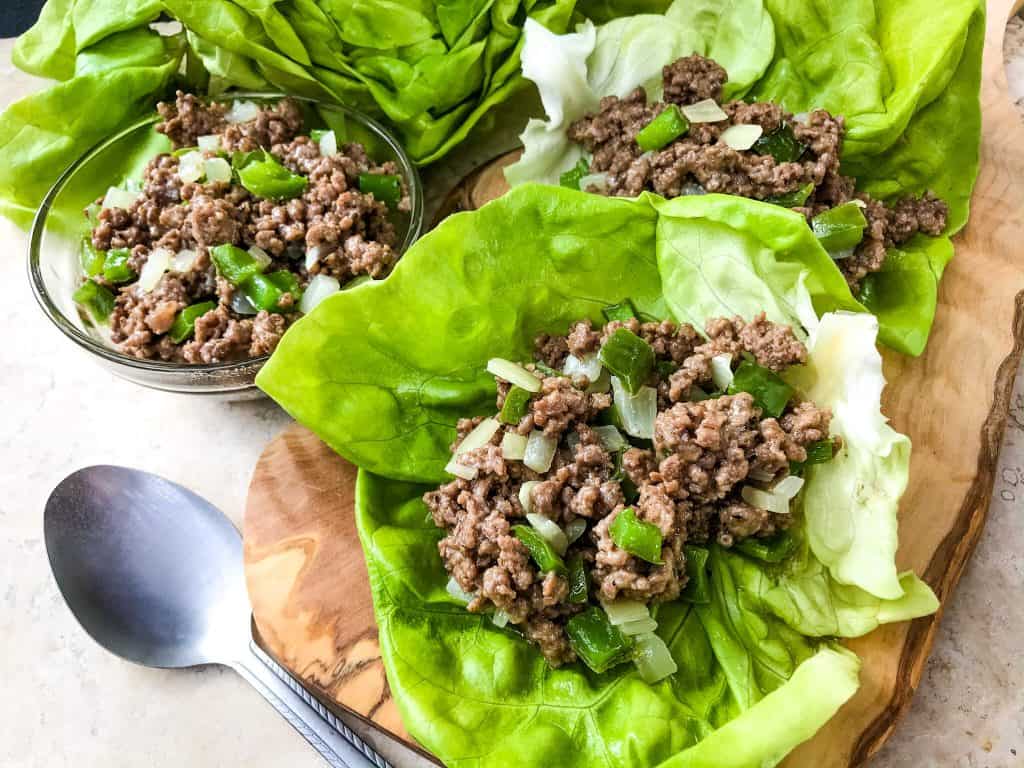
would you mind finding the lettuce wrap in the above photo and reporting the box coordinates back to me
[505,0,984,355]
[257,185,937,766]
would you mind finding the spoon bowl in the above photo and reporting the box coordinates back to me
[44,465,387,768]
[45,466,249,668]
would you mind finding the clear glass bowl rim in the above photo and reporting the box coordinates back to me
[27,91,425,375]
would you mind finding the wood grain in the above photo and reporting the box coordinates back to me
[243,3,1024,764]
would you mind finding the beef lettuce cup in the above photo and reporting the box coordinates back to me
[505,0,983,357]
[257,185,938,767]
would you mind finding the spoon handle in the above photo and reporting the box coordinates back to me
[235,641,393,768]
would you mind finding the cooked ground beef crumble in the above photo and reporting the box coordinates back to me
[424,312,839,667]
[77,92,411,363]
[567,54,948,291]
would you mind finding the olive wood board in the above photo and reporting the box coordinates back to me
[243,2,1024,764]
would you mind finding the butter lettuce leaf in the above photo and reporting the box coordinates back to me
[260,184,935,764]
[5,0,583,192]
[356,470,861,768]
[0,28,181,228]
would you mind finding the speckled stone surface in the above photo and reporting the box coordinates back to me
[2,20,1023,768]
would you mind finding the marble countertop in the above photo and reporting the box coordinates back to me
[4,19,1023,768]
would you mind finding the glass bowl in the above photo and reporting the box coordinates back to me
[28,93,424,397]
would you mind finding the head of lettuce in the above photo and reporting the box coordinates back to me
[257,184,939,768]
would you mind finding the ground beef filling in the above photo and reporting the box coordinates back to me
[566,54,949,291]
[81,92,410,363]
[424,313,836,666]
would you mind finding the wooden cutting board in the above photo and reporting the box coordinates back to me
[243,2,1024,764]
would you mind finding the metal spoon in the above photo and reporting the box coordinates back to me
[44,465,390,768]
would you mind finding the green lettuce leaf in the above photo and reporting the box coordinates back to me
[4,0,585,190]
[260,185,935,762]
[784,312,910,599]
[506,0,983,356]
[258,187,661,483]
[0,28,181,228]
[356,469,861,768]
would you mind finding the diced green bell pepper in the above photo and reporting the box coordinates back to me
[358,173,402,208]
[565,606,634,673]
[236,151,308,199]
[727,360,794,418]
[499,386,532,424]
[567,553,589,604]
[609,507,663,564]
[80,239,106,277]
[513,525,566,574]
[72,280,116,324]
[169,300,217,343]
[210,244,264,286]
[101,248,134,284]
[811,202,868,252]
[751,122,806,163]
[635,105,689,152]
[599,328,654,394]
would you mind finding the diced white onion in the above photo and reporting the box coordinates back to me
[137,247,172,292]
[710,353,733,390]
[720,123,764,151]
[773,475,805,500]
[526,513,569,556]
[793,112,809,125]
[831,248,855,261]
[563,353,603,382]
[454,418,501,456]
[299,274,341,314]
[680,183,706,196]
[578,173,610,193]
[248,245,272,270]
[204,157,231,183]
[305,246,321,271]
[487,358,542,393]
[197,134,222,152]
[565,518,587,545]
[102,186,137,210]
[741,485,792,515]
[681,98,728,123]
[523,430,557,473]
[178,151,204,183]
[601,599,650,625]
[225,100,259,123]
[231,291,258,316]
[171,248,197,273]
[610,376,656,439]
[318,129,338,157]
[444,459,477,480]
[619,617,659,636]
[501,431,528,460]
[491,610,510,628]
[748,468,775,483]
[634,632,677,683]
[446,577,474,604]
[518,480,539,514]
[592,425,627,452]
